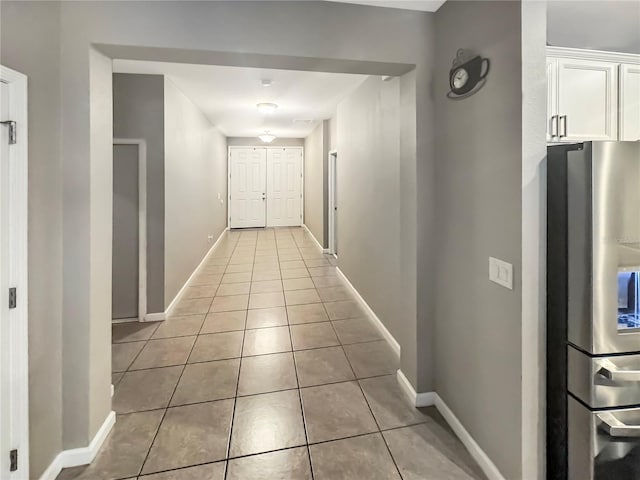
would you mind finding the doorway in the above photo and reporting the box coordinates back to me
[0,66,29,479]
[112,139,147,323]
[328,150,338,257]
[228,146,303,228]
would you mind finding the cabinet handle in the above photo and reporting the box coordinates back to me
[551,115,558,137]
[559,115,567,138]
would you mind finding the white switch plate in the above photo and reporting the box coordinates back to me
[489,257,513,290]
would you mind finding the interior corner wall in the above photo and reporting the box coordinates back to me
[434,1,523,479]
[164,78,227,308]
[227,137,304,147]
[303,121,327,248]
[0,1,63,477]
[336,76,409,363]
[113,73,165,314]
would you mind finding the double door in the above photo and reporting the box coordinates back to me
[229,147,303,228]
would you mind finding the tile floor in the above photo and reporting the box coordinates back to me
[58,227,485,480]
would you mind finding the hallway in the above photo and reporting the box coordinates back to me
[58,228,484,480]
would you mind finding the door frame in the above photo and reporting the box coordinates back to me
[112,139,147,323]
[227,146,304,228]
[0,65,29,479]
[328,150,338,257]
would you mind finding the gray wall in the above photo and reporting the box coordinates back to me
[336,76,405,350]
[1,1,435,475]
[113,73,165,313]
[548,1,640,54]
[112,144,140,319]
[227,137,304,147]
[434,2,523,479]
[0,1,63,476]
[164,78,228,307]
[303,121,328,248]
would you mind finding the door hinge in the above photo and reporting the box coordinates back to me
[8,288,16,309]
[1,121,16,145]
[9,449,17,472]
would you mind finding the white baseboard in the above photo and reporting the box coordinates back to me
[394,369,505,480]
[335,267,401,356]
[434,395,506,480]
[396,369,436,407]
[39,411,116,480]
[302,224,325,253]
[144,312,166,322]
[165,228,228,317]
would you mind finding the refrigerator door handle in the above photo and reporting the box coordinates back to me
[598,411,640,438]
[598,359,640,382]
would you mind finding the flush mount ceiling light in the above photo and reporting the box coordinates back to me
[261,79,273,87]
[257,102,278,114]
[258,131,276,143]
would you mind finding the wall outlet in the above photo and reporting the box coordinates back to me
[207,234,214,242]
[489,257,513,290]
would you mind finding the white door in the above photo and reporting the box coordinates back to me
[620,64,640,142]
[266,148,302,227]
[557,58,618,141]
[230,148,267,228]
[0,72,29,479]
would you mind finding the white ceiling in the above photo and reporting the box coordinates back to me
[325,0,445,12]
[113,60,368,138]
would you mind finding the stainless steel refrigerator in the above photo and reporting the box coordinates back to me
[548,141,640,480]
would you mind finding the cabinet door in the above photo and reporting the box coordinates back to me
[620,64,640,141]
[557,59,618,141]
[547,58,559,142]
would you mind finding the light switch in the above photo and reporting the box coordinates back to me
[489,257,513,290]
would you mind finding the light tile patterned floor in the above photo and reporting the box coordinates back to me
[58,227,485,480]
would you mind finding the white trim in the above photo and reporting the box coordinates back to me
[335,267,401,356]
[0,65,29,480]
[113,139,147,323]
[328,150,337,256]
[394,369,505,480]
[547,46,640,65]
[523,4,547,480]
[144,312,166,322]
[165,228,229,317]
[38,411,116,480]
[434,395,506,480]
[302,224,325,253]
[396,369,436,407]
[111,317,138,324]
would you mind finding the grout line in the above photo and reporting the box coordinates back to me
[281,233,315,480]
[118,232,238,477]
[341,341,405,478]
[223,237,254,480]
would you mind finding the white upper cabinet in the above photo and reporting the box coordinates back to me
[547,47,640,144]
[557,58,618,141]
[549,57,618,142]
[620,64,640,141]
